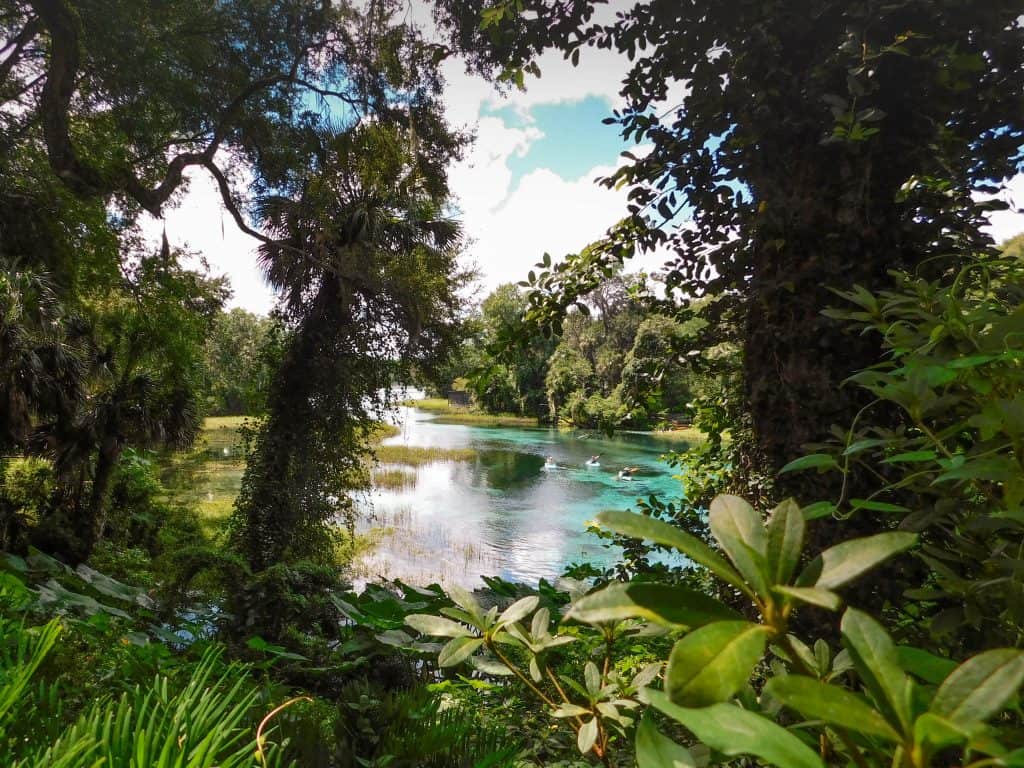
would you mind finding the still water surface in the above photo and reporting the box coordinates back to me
[353,407,690,589]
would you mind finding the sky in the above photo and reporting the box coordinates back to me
[144,8,1024,316]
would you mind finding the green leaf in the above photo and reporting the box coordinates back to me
[438,636,483,667]
[883,451,938,464]
[840,609,912,733]
[636,715,697,768]
[405,614,474,638]
[801,501,836,521]
[843,438,889,456]
[471,656,513,676]
[848,498,910,513]
[766,498,804,585]
[645,689,825,768]
[447,584,483,619]
[666,621,770,707]
[709,495,770,595]
[578,717,598,754]
[584,661,601,694]
[597,510,750,597]
[773,585,842,611]
[780,454,839,473]
[931,649,1024,726]
[913,713,970,754]
[764,675,901,741]
[566,582,742,628]
[552,704,590,718]
[815,532,917,590]
[497,595,539,627]
[896,646,957,685]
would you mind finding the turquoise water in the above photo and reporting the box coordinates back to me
[352,407,693,589]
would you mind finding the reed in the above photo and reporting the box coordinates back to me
[372,467,417,490]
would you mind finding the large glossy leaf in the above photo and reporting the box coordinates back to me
[636,715,697,768]
[438,636,483,667]
[566,582,742,628]
[840,609,912,734]
[896,646,957,685]
[645,689,825,768]
[709,495,770,595]
[578,717,598,753]
[773,585,842,611]
[597,510,750,597]
[497,596,539,627]
[930,649,1024,726]
[764,675,901,741]
[666,621,770,707]
[815,532,917,590]
[765,499,804,585]
[405,614,474,638]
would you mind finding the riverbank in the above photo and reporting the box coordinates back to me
[401,397,539,426]
[406,398,706,443]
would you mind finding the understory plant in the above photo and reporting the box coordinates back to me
[405,494,1024,767]
[785,256,1024,648]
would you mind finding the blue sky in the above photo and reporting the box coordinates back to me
[487,97,627,190]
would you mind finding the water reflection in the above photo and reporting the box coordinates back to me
[352,407,687,589]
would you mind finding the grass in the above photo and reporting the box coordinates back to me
[372,467,417,490]
[403,398,538,427]
[335,527,391,564]
[374,445,476,466]
[645,426,707,444]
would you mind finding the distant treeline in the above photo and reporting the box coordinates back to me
[424,274,733,430]
[200,308,285,417]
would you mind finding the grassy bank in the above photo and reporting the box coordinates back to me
[374,444,476,466]
[403,397,538,427]
[643,426,707,444]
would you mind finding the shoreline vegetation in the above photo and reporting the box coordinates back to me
[402,397,540,426]
[404,396,707,443]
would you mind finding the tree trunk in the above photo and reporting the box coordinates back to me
[81,440,120,557]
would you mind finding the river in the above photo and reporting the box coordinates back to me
[351,406,692,589]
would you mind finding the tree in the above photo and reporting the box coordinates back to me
[618,315,695,419]
[201,308,279,416]
[472,283,555,416]
[34,240,227,561]
[230,123,467,574]
[545,344,592,419]
[4,0,454,235]
[438,0,1024,503]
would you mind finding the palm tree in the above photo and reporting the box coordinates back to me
[0,269,83,453]
[33,240,224,561]
[231,123,466,573]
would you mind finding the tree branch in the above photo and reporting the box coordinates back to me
[0,15,41,84]
[27,0,330,219]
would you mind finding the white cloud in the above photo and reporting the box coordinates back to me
[983,172,1024,245]
[139,168,275,314]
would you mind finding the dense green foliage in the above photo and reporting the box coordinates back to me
[438,0,1024,501]
[2,0,1024,766]
[202,309,282,417]
[440,277,716,429]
